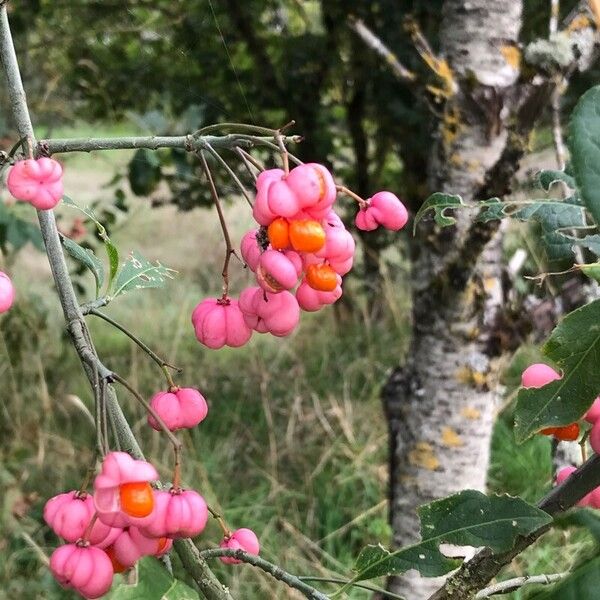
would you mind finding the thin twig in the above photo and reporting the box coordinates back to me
[199,549,330,600]
[299,575,406,599]
[199,150,234,300]
[203,141,253,207]
[236,147,265,172]
[207,504,231,537]
[347,16,416,82]
[88,309,181,387]
[475,572,566,598]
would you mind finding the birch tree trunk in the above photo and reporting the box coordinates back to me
[384,2,523,597]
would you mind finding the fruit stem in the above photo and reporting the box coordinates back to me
[336,185,368,209]
[88,309,182,388]
[112,373,183,459]
[207,504,231,537]
[199,150,234,301]
[275,131,290,176]
[172,444,182,490]
[80,512,99,544]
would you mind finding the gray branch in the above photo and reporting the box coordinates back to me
[38,133,302,155]
[0,6,232,599]
[199,549,330,600]
[475,572,566,598]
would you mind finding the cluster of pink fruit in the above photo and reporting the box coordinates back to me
[192,163,408,349]
[44,386,258,598]
[46,451,259,598]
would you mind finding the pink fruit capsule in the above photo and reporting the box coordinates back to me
[0,271,14,313]
[148,387,208,431]
[239,286,300,337]
[240,229,262,272]
[585,397,600,424]
[93,451,158,528]
[44,491,120,548]
[296,280,342,312]
[7,157,64,210]
[109,526,169,568]
[192,298,253,349]
[520,363,561,388]
[256,249,300,293]
[220,528,260,564]
[253,169,286,225]
[139,489,208,539]
[355,191,408,232]
[49,544,114,599]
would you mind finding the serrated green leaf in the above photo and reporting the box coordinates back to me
[537,169,576,191]
[111,250,176,298]
[61,235,105,296]
[569,85,600,226]
[107,558,198,600]
[529,556,600,599]
[349,491,551,584]
[413,193,465,232]
[514,299,600,443]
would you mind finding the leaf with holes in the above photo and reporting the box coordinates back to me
[569,85,600,226]
[111,250,176,298]
[60,235,105,296]
[572,234,600,257]
[513,199,585,261]
[413,193,465,232]
[537,169,576,192]
[514,299,600,443]
[348,491,551,584]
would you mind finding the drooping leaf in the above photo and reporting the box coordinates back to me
[349,491,551,583]
[105,238,120,292]
[514,299,600,443]
[60,235,105,296]
[569,85,600,227]
[413,193,465,232]
[537,169,576,192]
[529,556,600,599]
[111,250,176,298]
[128,148,162,196]
[107,557,198,600]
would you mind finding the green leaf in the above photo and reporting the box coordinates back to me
[60,235,105,296]
[569,85,600,226]
[350,491,551,583]
[105,239,120,292]
[128,148,162,196]
[537,169,576,191]
[111,250,176,298]
[413,193,465,232]
[514,199,585,261]
[572,234,600,257]
[529,556,600,599]
[514,299,600,443]
[107,558,198,600]
[579,263,600,283]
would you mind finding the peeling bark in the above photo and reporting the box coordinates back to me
[385,2,523,597]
